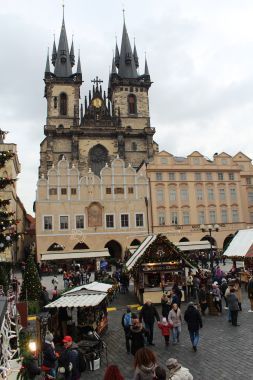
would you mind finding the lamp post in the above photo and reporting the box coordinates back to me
[200,224,220,269]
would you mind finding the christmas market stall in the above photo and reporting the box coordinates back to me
[223,228,253,284]
[126,234,194,304]
[45,287,109,338]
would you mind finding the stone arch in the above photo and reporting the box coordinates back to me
[73,242,89,250]
[88,144,108,176]
[200,235,217,246]
[223,234,234,250]
[179,237,189,242]
[130,239,141,246]
[105,240,122,259]
[47,242,64,251]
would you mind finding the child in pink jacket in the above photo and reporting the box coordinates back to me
[158,317,173,346]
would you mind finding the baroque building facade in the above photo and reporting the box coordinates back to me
[140,150,253,249]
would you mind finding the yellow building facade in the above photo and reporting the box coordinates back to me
[142,150,253,249]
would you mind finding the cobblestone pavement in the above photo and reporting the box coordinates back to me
[83,287,253,380]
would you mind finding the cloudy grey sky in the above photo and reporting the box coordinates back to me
[0,0,253,214]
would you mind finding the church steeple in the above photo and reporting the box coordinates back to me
[52,37,57,66]
[70,38,75,67]
[118,20,137,78]
[76,50,82,74]
[45,48,51,76]
[54,11,72,77]
[144,56,150,77]
[115,41,120,68]
[133,41,139,69]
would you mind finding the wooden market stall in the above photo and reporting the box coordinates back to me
[126,234,194,304]
[223,228,253,284]
[45,287,109,339]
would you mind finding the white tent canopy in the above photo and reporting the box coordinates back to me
[41,249,110,261]
[176,241,216,251]
[45,290,107,308]
[223,229,253,258]
[64,282,113,295]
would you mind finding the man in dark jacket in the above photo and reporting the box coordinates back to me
[58,336,81,380]
[139,300,160,345]
[42,332,57,377]
[184,302,203,352]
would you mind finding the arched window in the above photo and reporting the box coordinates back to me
[60,93,67,115]
[89,144,108,176]
[128,94,137,114]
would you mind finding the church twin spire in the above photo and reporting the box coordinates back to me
[112,19,150,80]
[45,10,82,78]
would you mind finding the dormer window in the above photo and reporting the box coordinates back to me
[125,52,132,64]
[128,94,137,114]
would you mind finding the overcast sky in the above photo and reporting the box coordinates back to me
[1,0,253,214]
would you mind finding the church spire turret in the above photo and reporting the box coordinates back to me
[53,11,72,77]
[133,40,139,68]
[118,20,137,78]
[144,55,150,77]
[115,41,120,68]
[70,37,75,67]
[45,48,51,76]
[52,37,57,66]
[76,50,82,74]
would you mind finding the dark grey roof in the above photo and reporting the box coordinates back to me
[76,52,82,74]
[45,48,51,73]
[111,55,117,74]
[144,57,150,76]
[118,21,138,78]
[115,42,120,67]
[52,38,57,66]
[70,39,75,67]
[54,17,72,77]
[133,42,139,68]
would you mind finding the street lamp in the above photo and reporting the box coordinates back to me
[200,224,220,268]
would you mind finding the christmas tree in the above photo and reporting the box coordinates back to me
[20,254,42,301]
[0,130,19,255]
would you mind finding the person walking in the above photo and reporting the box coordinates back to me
[161,293,171,320]
[133,347,157,380]
[166,358,193,380]
[121,307,132,354]
[42,332,58,378]
[157,317,172,346]
[129,319,146,356]
[168,303,182,344]
[139,300,160,346]
[234,278,242,311]
[226,288,240,326]
[184,302,203,352]
[248,274,253,312]
[198,284,208,315]
[58,336,81,380]
[211,282,222,314]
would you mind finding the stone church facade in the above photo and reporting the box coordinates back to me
[36,15,154,260]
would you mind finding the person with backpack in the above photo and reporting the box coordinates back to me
[121,307,132,354]
[58,336,85,379]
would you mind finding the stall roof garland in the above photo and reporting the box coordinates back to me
[131,234,195,279]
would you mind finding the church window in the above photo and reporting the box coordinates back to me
[61,188,67,195]
[128,94,137,114]
[60,93,67,115]
[106,188,112,194]
[54,97,57,109]
[132,142,137,151]
[49,188,57,195]
[89,144,108,177]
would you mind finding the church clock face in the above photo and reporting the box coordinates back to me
[92,98,102,108]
